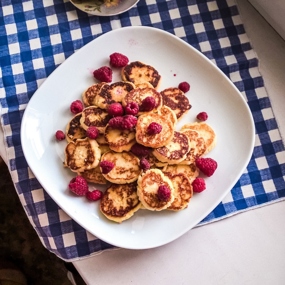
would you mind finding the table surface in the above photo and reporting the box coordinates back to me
[73,0,285,284]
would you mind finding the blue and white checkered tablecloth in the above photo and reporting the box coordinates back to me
[1,0,285,261]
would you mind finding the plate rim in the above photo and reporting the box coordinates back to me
[69,0,140,16]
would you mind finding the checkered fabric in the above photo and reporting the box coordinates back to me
[1,0,285,261]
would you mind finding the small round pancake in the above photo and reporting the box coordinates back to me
[137,168,174,211]
[64,138,101,172]
[163,163,199,183]
[100,182,141,223]
[181,122,216,154]
[179,129,207,164]
[65,113,86,143]
[135,81,154,89]
[80,106,111,134]
[100,151,140,184]
[122,87,163,115]
[121,61,161,89]
[156,105,177,125]
[82,82,106,106]
[136,112,175,148]
[164,172,193,211]
[104,124,136,153]
[95,81,135,109]
[78,165,107,184]
[153,131,190,164]
[160,87,191,120]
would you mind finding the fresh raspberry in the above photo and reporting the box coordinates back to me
[108,115,137,130]
[197,112,208,121]
[139,96,156,112]
[109,52,129,68]
[147,122,162,135]
[107,102,124,117]
[70,100,83,114]
[195,157,218,177]
[69,176,88,196]
[178,81,190,93]
[121,115,137,130]
[157,185,171,201]
[125,102,139,116]
[55,130,65,141]
[108,116,124,128]
[93,66,112,82]
[192,178,206,193]
[140,157,150,171]
[100,160,115,174]
[86,126,99,139]
[86,189,103,201]
[130,143,151,157]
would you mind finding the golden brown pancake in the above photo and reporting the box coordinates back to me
[95,81,135,109]
[153,131,190,164]
[160,87,191,120]
[163,163,199,183]
[136,112,175,148]
[82,82,106,106]
[179,129,207,164]
[78,165,107,184]
[64,138,101,172]
[104,124,136,152]
[122,87,162,115]
[181,122,216,154]
[121,61,161,89]
[100,182,141,223]
[65,113,86,143]
[80,106,111,134]
[164,172,193,211]
[100,151,140,184]
[137,168,174,211]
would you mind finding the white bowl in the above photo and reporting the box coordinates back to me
[70,0,139,16]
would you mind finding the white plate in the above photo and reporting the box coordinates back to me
[21,26,255,249]
[70,0,139,16]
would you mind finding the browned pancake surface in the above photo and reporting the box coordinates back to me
[160,87,191,120]
[122,61,161,89]
[153,131,190,164]
[100,182,141,223]
[80,106,111,133]
[66,113,86,143]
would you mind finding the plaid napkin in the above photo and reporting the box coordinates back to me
[1,0,284,261]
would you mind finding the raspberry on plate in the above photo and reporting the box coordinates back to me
[147,122,162,135]
[93,66,112,82]
[140,157,150,171]
[55,130,65,141]
[107,102,124,117]
[69,176,88,196]
[125,102,139,116]
[178,81,190,93]
[109,52,129,67]
[195,157,218,177]
[130,143,151,157]
[139,96,156,112]
[100,160,115,174]
[86,126,99,139]
[70,100,83,114]
[197,112,208,121]
[157,185,171,201]
[192,177,206,193]
[121,115,137,130]
[108,116,124,129]
[86,189,103,201]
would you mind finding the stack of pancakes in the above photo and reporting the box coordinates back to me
[63,61,216,223]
